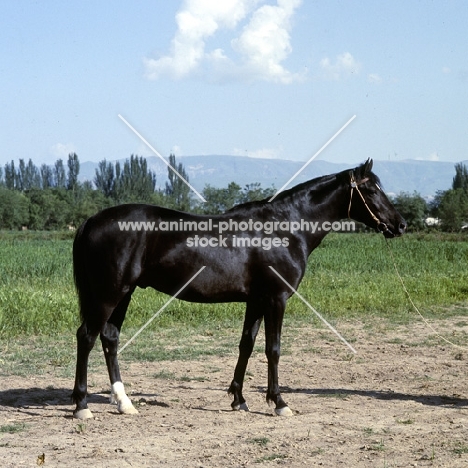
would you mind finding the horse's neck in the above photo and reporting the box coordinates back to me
[281,177,349,222]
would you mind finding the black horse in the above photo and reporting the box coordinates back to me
[71,158,406,419]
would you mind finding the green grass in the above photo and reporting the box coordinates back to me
[396,419,414,425]
[369,439,386,452]
[0,234,78,336]
[452,442,468,455]
[0,326,240,377]
[249,437,270,447]
[0,422,27,434]
[299,232,468,323]
[0,231,467,377]
[1,231,468,340]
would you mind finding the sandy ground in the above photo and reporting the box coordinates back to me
[2,318,468,467]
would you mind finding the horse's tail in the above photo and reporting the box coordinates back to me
[73,218,90,323]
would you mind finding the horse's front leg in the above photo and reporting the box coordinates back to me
[264,296,293,416]
[228,302,263,411]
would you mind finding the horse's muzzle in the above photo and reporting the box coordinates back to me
[381,220,407,238]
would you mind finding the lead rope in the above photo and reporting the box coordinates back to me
[348,172,381,228]
[349,172,466,349]
[384,238,468,351]
[348,185,354,219]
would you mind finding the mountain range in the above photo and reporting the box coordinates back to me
[79,155,467,199]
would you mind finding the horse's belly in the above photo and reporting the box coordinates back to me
[139,265,249,303]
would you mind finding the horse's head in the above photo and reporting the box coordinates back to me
[346,158,406,238]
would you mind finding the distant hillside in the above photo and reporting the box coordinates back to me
[79,156,466,198]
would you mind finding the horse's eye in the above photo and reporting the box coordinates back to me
[367,183,381,195]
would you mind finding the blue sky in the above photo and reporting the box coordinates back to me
[1,0,467,167]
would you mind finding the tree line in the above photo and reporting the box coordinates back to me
[0,154,467,231]
[0,153,274,230]
[392,162,468,232]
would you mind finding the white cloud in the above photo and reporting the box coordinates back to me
[367,73,382,84]
[50,142,76,159]
[231,0,303,83]
[442,66,451,74]
[144,0,303,83]
[416,151,440,161]
[171,145,183,156]
[319,52,361,80]
[145,0,256,80]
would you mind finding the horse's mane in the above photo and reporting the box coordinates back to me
[225,174,331,213]
[226,163,378,213]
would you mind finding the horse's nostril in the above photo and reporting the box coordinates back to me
[399,222,407,233]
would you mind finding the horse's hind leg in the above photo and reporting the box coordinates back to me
[72,320,100,419]
[228,301,263,411]
[100,291,138,415]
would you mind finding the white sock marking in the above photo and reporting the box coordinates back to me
[111,381,138,414]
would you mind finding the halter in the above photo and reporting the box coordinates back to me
[347,171,389,234]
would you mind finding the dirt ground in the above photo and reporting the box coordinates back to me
[2,317,468,467]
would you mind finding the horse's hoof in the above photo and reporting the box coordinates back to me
[111,382,139,415]
[275,406,293,417]
[232,402,250,412]
[74,408,94,420]
[120,405,139,415]
[118,402,139,415]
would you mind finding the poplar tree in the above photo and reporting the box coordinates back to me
[67,152,80,191]
[94,159,115,199]
[54,159,66,188]
[165,153,191,211]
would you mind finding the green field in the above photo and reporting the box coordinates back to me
[1,231,467,468]
[0,231,467,340]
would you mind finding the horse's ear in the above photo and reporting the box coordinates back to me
[364,158,373,174]
[355,158,373,181]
